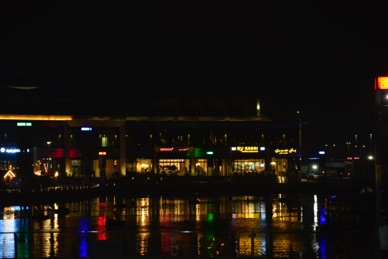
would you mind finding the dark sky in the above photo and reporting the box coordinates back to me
[1,2,388,154]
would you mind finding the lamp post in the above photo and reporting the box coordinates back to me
[297,111,308,175]
[354,134,358,156]
[346,142,351,157]
[298,111,302,175]
[46,141,52,157]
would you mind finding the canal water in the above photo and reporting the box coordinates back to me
[0,192,376,258]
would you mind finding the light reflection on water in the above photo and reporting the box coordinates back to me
[0,193,372,258]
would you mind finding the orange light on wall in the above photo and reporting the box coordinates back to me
[376,76,388,90]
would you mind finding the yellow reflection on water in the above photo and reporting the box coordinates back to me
[137,231,151,256]
[138,198,149,227]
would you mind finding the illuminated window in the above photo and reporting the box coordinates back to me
[101,136,108,147]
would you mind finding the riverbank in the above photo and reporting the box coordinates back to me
[107,180,367,196]
[0,177,369,206]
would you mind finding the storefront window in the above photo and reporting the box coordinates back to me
[232,159,266,175]
[195,159,207,176]
[159,159,189,176]
[270,158,288,175]
[136,159,152,173]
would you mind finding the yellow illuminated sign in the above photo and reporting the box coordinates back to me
[377,77,388,90]
[274,148,297,155]
[236,146,258,153]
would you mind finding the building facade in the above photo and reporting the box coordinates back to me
[0,96,301,185]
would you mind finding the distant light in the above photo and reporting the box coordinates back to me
[206,151,213,155]
[5,85,38,90]
[318,150,325,155]
[381,92,388,106]
[81,127,92,131]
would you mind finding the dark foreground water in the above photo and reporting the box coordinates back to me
[0,192,376,258]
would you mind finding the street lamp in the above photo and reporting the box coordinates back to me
[46,141,52,159]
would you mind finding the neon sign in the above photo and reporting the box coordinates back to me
[17,122,32,127]
[160,148,174,151]
[274,148,297,155]
[0,147,21,153]
[81,127,92,131]
[160,147,190,152]
[234,146,259,153]
[376,76,388,90]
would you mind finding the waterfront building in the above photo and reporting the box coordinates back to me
[0,88,301,186]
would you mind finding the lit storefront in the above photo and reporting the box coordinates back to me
[231,146,267,175]
[0,97,302,182]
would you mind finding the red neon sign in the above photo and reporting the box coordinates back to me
[159,148,174,151]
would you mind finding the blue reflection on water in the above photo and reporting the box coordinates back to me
[77,217,91,258]
[319,207,327,225]
[317,235,329,259]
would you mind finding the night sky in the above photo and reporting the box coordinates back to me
[1,2,388,155]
